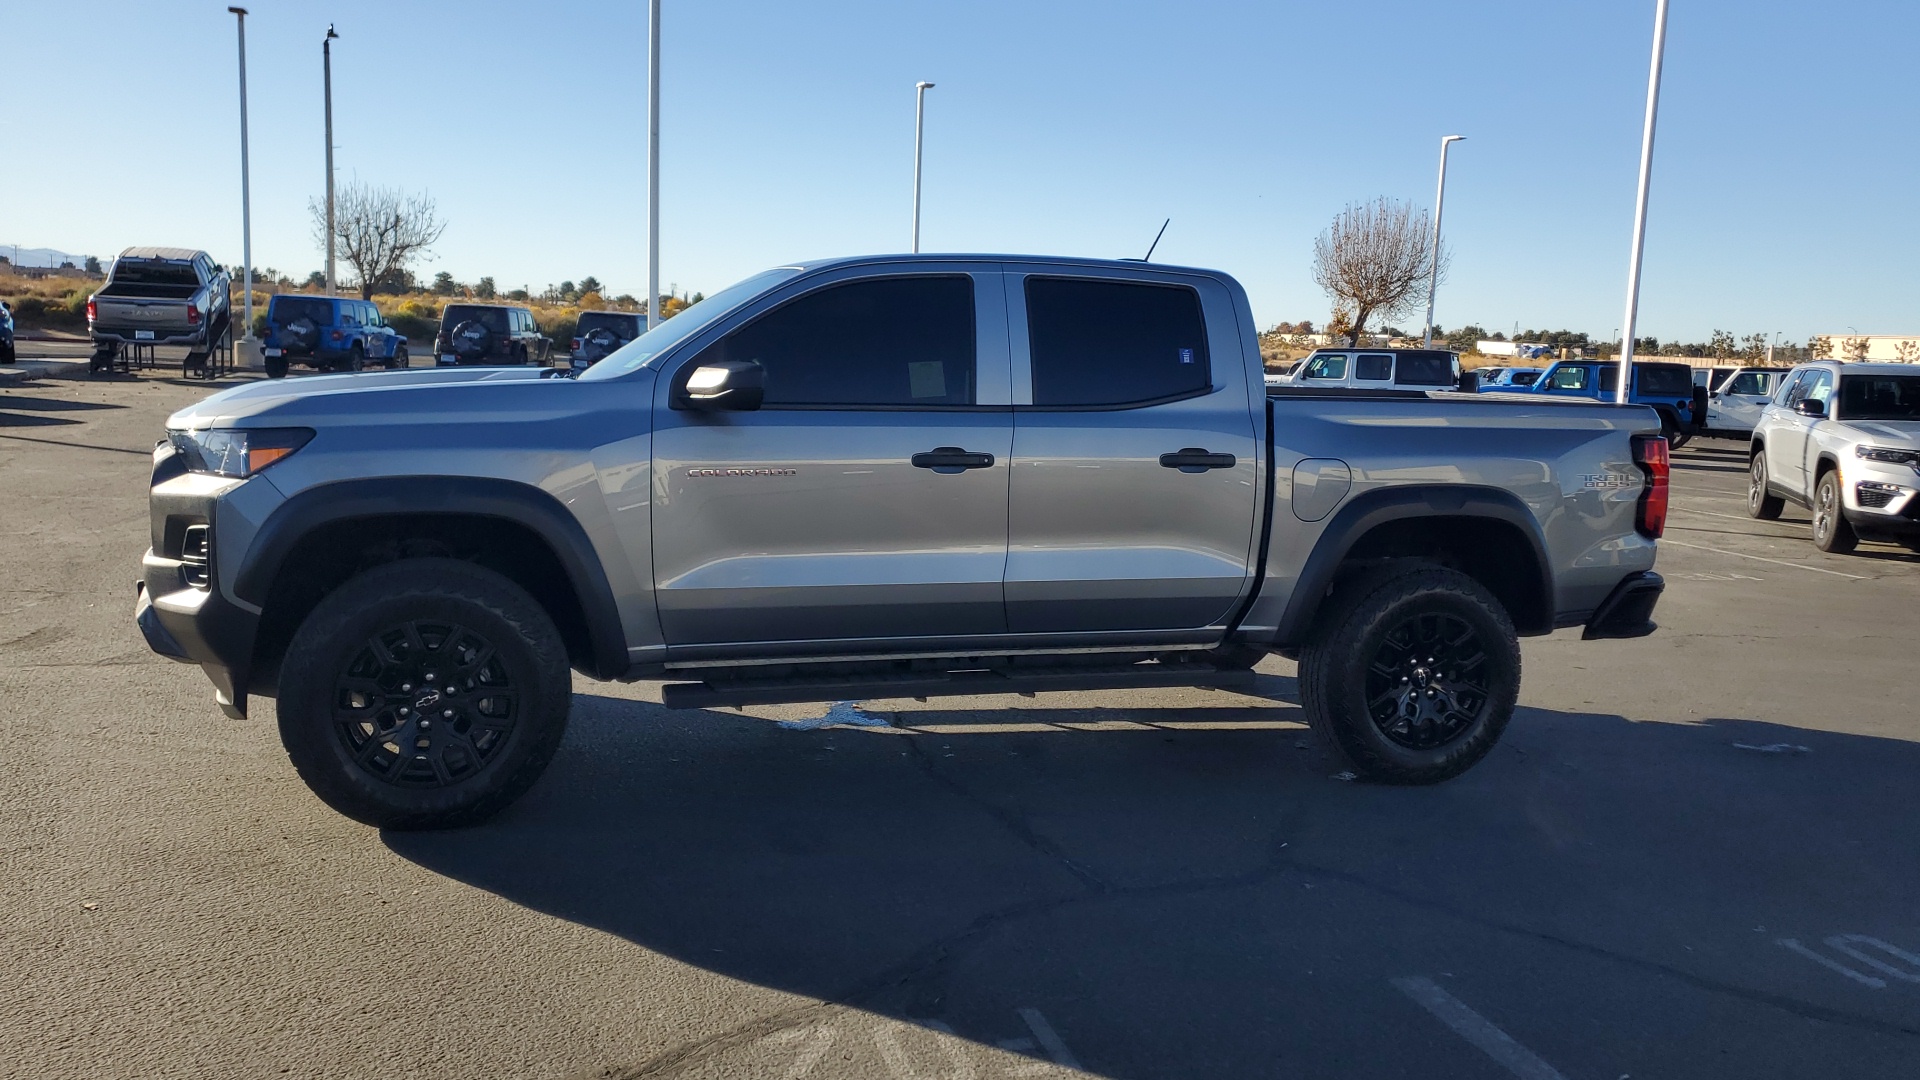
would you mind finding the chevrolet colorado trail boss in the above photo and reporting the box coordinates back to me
[136,255,1669,828]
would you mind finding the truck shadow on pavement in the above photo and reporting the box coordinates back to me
[387,690,1920,1079]
[0,393,125,427]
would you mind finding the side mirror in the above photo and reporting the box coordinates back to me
[675,359,765,411]
[1793,398,1826,418]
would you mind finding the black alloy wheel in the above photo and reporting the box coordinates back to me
[1363,611,1493,751]
[334,620,519,788]
[276,559,572,829]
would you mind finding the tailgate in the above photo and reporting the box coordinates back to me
[95,298,195,333]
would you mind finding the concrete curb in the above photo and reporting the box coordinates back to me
[0,358,92,384]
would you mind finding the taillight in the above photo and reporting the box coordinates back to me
[87,299,97,322]
[1633,434,1669,539]
[330,330,344,341]
[572,337,583,351]
[187,305,201,325]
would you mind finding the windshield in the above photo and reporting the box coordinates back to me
[577,268,801,380]
[270,297,333,324]
[442,305,511,334]
[577,312,641,338]
[1836,375,1920,421]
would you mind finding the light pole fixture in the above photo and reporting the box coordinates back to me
[229,7,255,352]
[1421,134,1464,349]
[912,81,935,253]
[323,23,339,297]
[1615,0,1670,404]
[646,0,661,329]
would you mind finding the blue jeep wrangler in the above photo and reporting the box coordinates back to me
[261,295,408,379]
[1531,359,1701,447]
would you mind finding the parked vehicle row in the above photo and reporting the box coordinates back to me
[137,253,1668,829]
[1748,361,1920,554]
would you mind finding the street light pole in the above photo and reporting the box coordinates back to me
[646,0,661,329]
[229,7,254,349]
[911,81,934,253]
[1421,134,1465,349]
[1615,0,1670,404]
[322,26,337,294]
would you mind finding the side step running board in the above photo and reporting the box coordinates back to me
[661,661,1257,710]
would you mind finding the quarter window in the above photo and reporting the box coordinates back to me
[691,275,975,407]
[1025,277,1210,406]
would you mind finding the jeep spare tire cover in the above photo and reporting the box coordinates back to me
[283,316,320,352]
[451,320,491,359]
[580,326,620,362]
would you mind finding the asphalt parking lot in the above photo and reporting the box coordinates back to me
[3,370,1918,1080]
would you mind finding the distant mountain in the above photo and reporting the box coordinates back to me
[2,245,98,269]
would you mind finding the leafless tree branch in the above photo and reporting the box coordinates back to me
[1312,198,1446,345]
[308,182,447,300]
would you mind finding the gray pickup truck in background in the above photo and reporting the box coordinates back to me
[88,247,232,375]
[136,254,1669,828]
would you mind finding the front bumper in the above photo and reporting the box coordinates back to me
[137,553,260,719]
[1840,461,1920,534]
[1582,570,1664,640]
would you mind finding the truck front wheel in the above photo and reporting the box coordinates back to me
[1297,564,1520,785]
[275,559,572,829]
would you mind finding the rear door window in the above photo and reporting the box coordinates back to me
[1392,351,1457,386]
[1354,353,1393,381]
[692,275,975,407]
[1025,277,1210,406]
[1637,365,1694,397]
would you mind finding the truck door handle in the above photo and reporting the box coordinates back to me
[1159,448,1237,471]
[911,446,995,471]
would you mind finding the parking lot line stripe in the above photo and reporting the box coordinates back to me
[1017,1008,1083,1070]
[1391,977,1568,1080]
[1659,539,1868,579]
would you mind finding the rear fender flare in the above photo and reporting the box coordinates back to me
[1270,485,1554,644]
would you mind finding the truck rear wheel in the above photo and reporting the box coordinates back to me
[1297,564,1520,785]
[275,559,572,829]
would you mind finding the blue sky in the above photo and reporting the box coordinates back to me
[5,0,1915,342]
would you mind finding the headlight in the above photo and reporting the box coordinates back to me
[167,427,313,478]
[1855,445,1920,468]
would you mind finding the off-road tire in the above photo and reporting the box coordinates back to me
[1296,562,1520,785]
[1812,470,1858,554]
[1748,452,1784,520]
[276,559,572,829]
[343,344,365,373]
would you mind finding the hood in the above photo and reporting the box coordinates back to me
[1844,419,1920,447]
[166,366,555,428]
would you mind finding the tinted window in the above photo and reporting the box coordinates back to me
[1302,353,1347,380]
[693,276,974,407]
[1637,365,1693,397]
[1837,375,1920,421]
[577,312,641,338]
[1510,370,1541,386]
[443,305,510,334]
[1355,354,1393,381]
[270,297,334,325]
[1393,351,1457,386]
[112,259,199,286]
[1726,372,1771,396]
[1026,278,1209,406]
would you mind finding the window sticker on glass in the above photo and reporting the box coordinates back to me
[1178,347,1194,365]
[908,361,947,399]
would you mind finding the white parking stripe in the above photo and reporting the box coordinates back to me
[1391,977,1568,1080]
[1778,939,1887,988]
[1659,539,1869,579]
[1017,1008,1083,1070]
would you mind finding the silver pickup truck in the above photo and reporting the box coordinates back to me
[135,254,1668,828]
[88,247,233,375]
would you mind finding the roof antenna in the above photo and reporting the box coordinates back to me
[1142,218,1170,262]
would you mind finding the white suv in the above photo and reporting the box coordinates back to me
[1748,361,1920,553]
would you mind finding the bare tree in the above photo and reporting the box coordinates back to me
[1841,335,1872,361]
[309,182,447,300]
[1312,198,1445,345]
[1895,338,1920,363]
